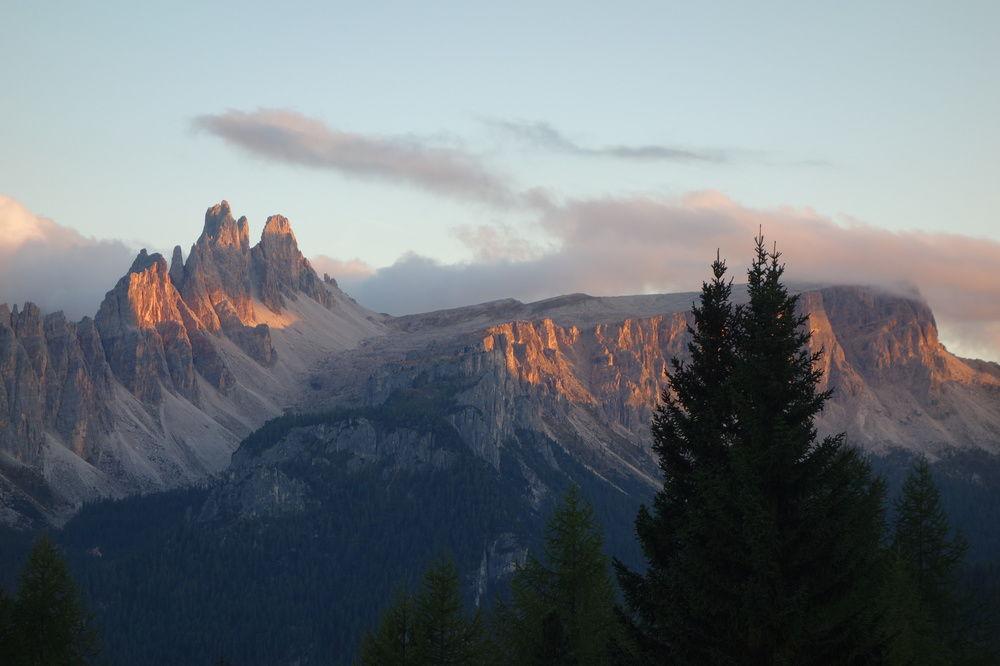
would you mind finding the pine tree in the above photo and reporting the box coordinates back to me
[496,485,621,664]
[359,590,416,665]
[619,236,888,664]
[889,457,969,660]
[7,535,99,665]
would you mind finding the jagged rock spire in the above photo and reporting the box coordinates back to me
[179,201,257,331]
[169,245,184,286]
[251,214,333,312]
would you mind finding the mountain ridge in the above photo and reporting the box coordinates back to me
[0,200,385,527]
[2,200,999,531]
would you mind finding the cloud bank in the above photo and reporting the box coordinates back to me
[486,118,728,163]
[319,192,1000,361]
[0,196,136,319]
[194,109,550,207]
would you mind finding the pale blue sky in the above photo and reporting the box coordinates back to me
[3,0,998,269]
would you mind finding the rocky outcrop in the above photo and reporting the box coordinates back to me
[4,198,1000,535]
[177,201,256,331]
[0,304,46,464]
[169,245,184,286]
[303,285,1000,507]
[97,250,208,403]
[173,202,276,364]
[0,199,386,528]
[0,302,115,472]
[251,214,333,312]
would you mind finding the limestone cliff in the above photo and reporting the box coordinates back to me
[251,214,333,312]
[303,285,1000,509]
[3,198,999,532]
[0,200,385,527]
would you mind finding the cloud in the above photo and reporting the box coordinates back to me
[0,196,137,319]
[486,119,728,163]
[310,255,376,282]
[194,109,546,207]
[326,191,1000,361]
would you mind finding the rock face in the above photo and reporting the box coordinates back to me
[58,285,1000,666]
[300,285,1000,509]
[174,202,276,364]
[178,200,256,331]
[0,201,386,527]
[251,215,333,312]
[3,199,999,533]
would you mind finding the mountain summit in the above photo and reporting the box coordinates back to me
[0,201,384,527]
[0,201,998,531]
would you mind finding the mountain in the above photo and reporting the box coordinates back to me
[51,282,1000,665]
[3,200,1000,663]
[0,201,384,528]
[2,200,999,533]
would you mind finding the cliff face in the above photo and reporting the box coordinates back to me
[0,304,113,465]
[297,285,1000,512]
[251,215,333,312]
[3,200,999,531]
[0,201,385,527]
[804,287,1000,451]
[177,200,256,332]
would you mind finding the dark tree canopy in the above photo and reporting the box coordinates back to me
[618,236,887,664]
[495,485,623,665]
[884,457,979,663]
[360,557,487,666]
[0,536,98,666]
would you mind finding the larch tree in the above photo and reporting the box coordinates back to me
[497,485,621,664]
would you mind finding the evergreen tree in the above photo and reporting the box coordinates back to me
[360,557,487,665]
[726,235,887,662]
[880,552,941,665]
[619,236,888,664]
[615,250,738,659]
[888,457,969,661]
[359,591,415,665]
[496,485,622,664]
[412,558,486,665]
[6,536,99,665]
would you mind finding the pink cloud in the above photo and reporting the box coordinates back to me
[328,191,1000,361]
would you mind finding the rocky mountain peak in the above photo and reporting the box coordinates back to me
[179,202,257,332]
[128,249,168,278]
[201,200,250,250]
[251,213,332,312]
[261,214,295,239]
[94,247,228,403]
[809,286,979,388]
[169,245,184,285]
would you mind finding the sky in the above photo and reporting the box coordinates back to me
[1,1,999,359]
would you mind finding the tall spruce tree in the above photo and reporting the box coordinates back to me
[615,250,739,659]
[619,236,888,664]
[496,485,621,664]
[6,536,99,665]
[887,457,969,661]
[727,236,887,662]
